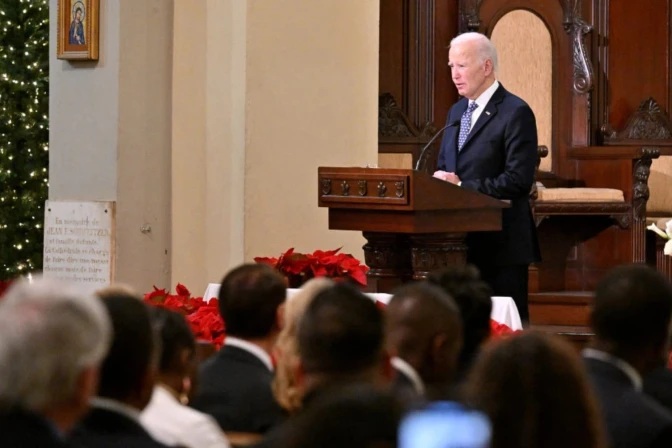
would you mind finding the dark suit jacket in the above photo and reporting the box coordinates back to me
[69,407,170,448]
[437,84,540,266]
[644,367,672,414]
[584,357,672,448]
[190,344,286,434]
[0,409,69,448]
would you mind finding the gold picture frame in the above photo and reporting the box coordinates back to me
[57,0,99,61]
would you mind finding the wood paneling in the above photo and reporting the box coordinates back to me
[378,0,458,141]
[607,0,670,129]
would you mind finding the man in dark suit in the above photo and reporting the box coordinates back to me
[583,264,672,448]
[386,282,462,401]
[69,289,170,448]
[253,283,394,448]
[0,278,112,448]
[434,32,540,323]
[427,265,494,383]
[191,264,287,434]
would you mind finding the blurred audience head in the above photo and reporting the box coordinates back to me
[283,384,403,448]
[149,307,197,404]
[96,288,158,411]
[428,265,492,380]
[463,331,605,448]
[218,263,286,343]
[297,283,391,396]
[386,281,462,397]
[0,276,111,432]
[273,277,334,413]
[590,264,672,373]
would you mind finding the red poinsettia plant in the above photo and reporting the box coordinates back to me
[0,280,14,298]
[254,248,369,288]
[144,284,225,349]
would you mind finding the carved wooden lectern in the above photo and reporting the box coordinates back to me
[318,167,509,293]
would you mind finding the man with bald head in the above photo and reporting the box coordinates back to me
[386,282,463,400]
[433,32,540,324]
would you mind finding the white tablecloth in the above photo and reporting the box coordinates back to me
[203,283,522,331]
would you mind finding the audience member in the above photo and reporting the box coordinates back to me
[272,277,333,413]
[281,384,403,448]
[464,331,606,448]
[141,307,230,448]
[584,264,672,448]
[386,282,462,400]
[191,264,287,434]
[427,265,493,381]
[0,277,111,448]
[295,283,393,402]
[69,289,170,448]
[254,283,393,448]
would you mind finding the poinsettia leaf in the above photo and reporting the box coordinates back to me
[311,247,341,258]
[144,286,168,303]
[349,268,368,286]
[175,283,191,297]
[254,256,279,266]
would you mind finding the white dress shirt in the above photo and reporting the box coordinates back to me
[225,336,274,371]
[141,385,231,448]
[391,356,425,395]
[583,348,643,392]
[468,79,500,132]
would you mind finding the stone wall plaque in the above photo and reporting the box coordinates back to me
[43,201,115,290]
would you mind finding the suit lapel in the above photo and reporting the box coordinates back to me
[459,84,506,155]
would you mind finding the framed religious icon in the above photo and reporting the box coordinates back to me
[57,0,99,60]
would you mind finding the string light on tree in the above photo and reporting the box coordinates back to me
[0,0,48,279]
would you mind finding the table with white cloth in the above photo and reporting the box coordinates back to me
[203,283,523,331]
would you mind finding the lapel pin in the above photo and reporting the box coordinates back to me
[485,111,491,116]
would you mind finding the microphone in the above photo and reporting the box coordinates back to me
[414,119,461,171]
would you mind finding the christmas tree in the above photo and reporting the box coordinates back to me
[0,0,49,280]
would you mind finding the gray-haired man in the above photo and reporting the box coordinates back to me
[0,277,112,447]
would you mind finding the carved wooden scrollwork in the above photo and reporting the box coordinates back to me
[611,213,631,229]
[378,93,436,138]
[632,154,655,223]
[377,182,387,197]
[362,233,412,275]
[458,0,484,33]
[321,179,331,195]
[358,181,367,196]
[395,181,405,198]
[570,17,593,94]
[341,181,350,196]
[602,98,672,142]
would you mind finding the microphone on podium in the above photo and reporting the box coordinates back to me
[414,118,461,171]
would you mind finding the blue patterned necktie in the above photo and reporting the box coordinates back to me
[458,102,479,152]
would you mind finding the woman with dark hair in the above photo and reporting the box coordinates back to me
[140,307,230,448]
[463,331,606,448]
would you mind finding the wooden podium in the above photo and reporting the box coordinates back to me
[318,167,509,293]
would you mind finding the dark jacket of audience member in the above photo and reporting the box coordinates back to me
[584,264,672,448]
[191,264,287,434]
[281,384,403,448]
[0,278,112,448]
[464,331,606,448]
[386,282,462,401]
[644,365,672,414]
[427,265,493,382]
[69,290,170,448]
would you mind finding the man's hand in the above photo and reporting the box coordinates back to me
[433,170,461,185]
